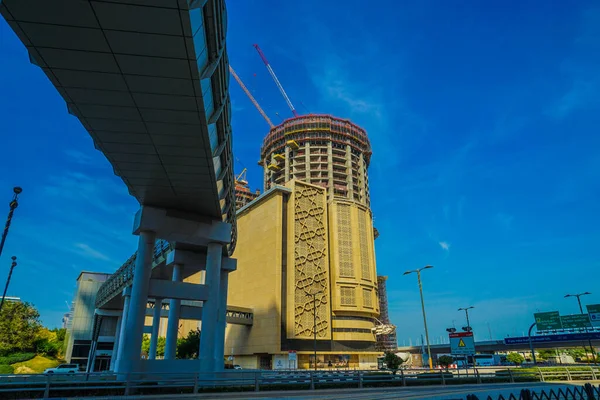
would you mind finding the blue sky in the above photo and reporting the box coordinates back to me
[1,1,599,344]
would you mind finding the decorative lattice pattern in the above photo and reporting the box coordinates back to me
[294,183,329,338]
[337,204,354,277]
[363,288,373,308]
[358,209,371,280]
[340,287,356,306]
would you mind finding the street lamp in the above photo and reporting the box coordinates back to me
[0,187,23,258]
[309,289,323,371]
[404,265,434,370]
[0,256,17,314]
[458,306,475,331]
[564,292,596,364]
[564,292,591,314]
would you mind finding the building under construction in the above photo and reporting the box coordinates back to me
[234,169,260,210]
[259,114,371,204]
[223,45,396,369]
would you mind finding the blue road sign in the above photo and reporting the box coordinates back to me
[504,332,600,345]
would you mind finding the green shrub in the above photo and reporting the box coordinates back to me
[35,339,60,357]
[0,364,14,374]
[0,352,35,365]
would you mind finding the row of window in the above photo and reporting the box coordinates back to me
[339,286,374,308]
[332,328,373,334]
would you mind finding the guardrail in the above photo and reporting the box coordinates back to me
[471,383,600,400]
[0,366,598,399]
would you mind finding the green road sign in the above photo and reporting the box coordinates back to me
[560,314,591,329]
[586,304,600,313]
[586,304,600,327]
[534,311,562,330]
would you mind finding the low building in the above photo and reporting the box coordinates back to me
[65,272,116,371]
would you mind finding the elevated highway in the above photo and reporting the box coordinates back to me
[398,336,600,356]
[1,0,237,375]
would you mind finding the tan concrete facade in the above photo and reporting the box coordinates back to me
[225,179,380,369]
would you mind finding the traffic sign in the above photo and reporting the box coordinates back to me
[587,305,600,327]
[534,311,562,331]
[560,314,591,329]
[587,304,600,313]
[450,332,475,355]
[504,331,600,345]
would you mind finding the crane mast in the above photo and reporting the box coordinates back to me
[229,65,274,129]
[253,44,299,117]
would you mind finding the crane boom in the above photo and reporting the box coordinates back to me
[229,65,274,129]
[253,44,299,117]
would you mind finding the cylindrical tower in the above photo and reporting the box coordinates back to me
[260,114,380,353]
[260,114,371,205]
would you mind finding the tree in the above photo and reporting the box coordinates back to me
[176,329,200,359]
[34,328,58,357]
[141,335,166,358]
[506,352,525,366]
[438,355,454,371]
[0,302,42,355]
[566,348,586,361]
[536,349,556,361]
[383,351,404,374]
[53,328,66,343]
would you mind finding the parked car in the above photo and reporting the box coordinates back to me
[44,364,79,374]
[233,365,242,370]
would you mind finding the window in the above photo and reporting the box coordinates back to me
[340,287,355,306]
[363,288,373,308]
[337,204,354,277]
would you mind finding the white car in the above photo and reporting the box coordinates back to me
[44,364,79,374]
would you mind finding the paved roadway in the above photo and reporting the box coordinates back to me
[87,381,600,400]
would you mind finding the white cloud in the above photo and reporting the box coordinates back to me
[72,243,112,262]
[438,241,451,251]
[547,79,599,119]
[43,171,131,214]
[64,149,93,165]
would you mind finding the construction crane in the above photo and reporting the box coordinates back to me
[235,168,248,186]
[229,65,274,129]
[253,44,299,117]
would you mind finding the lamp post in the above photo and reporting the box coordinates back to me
[458,306,475,331]
[309,290,322,371]
[404,265,434,370]
[0,256,17,314]
[564,292,596,364]
[0,187,23,258]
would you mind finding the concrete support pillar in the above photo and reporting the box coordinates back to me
[115,288,131,369]
[214,270,230,371]
[358,155,366,205]
[327,142,334,201]
[263,159,268,190]
[284,146,290,182]
[110,316,122,371]
[305,142,311,184]
[164,264,182,360]
[116,230,156,373]
[148,298,163,360]
[346,144,354,200]
[199,243,222,372]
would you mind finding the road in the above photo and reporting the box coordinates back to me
[85,381,600,400]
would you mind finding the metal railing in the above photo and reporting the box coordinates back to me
[0,366,598,399]
[95,240,173,309]
[473,383,600,400]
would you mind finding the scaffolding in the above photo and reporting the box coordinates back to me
[376,276,398,352]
